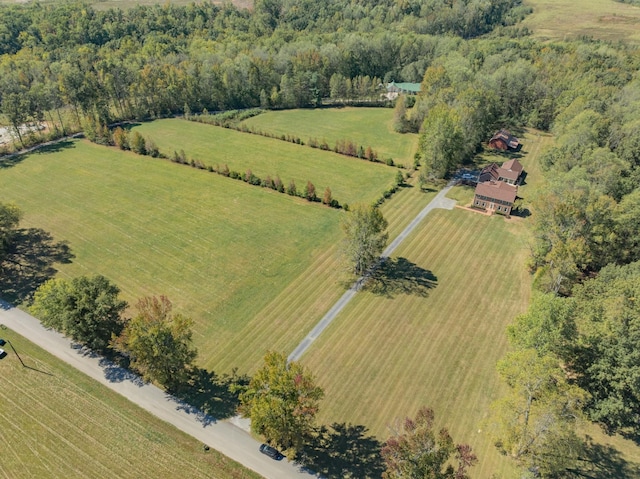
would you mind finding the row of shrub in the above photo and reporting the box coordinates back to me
[188,111,399,167]
[374,170,408,207]
[168,149,343,209]
[188,108,265,127]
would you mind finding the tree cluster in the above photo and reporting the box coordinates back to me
[31,277,197,389]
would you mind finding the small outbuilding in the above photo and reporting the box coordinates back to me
[489,130,520,151]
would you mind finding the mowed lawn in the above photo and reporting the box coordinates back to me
[240,108,419,166]
[522,0,640,43]
[302,208,531,477]
[0,329,259,479]
[132,119,398,206]
[0,140,346,371]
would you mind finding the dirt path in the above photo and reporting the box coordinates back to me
[288,183,456,362]
[0,301,319,479]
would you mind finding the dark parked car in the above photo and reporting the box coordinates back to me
[259,443,284,460]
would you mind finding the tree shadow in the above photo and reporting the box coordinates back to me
[171,367,249,424]
[298,423,385,479]
[567,436,640,478]
[33,140,77,156]
[0,228,74,304]
[364,257,437,299]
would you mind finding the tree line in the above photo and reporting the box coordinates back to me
[0,0,526,152]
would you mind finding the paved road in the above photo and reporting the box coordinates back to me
[288,183,456,362]
[0,302,318,479]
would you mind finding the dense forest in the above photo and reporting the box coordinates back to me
[3,0,640,476]
[0,0,530,146]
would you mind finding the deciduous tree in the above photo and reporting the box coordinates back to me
[381,406,477,479]
[114,295,197,388]
[31,275,127,351]
[488,349,586,477]
[341,204,388,275]
[0,202,22,259]
[238,351,323,453]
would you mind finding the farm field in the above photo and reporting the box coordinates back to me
[131,119,398,207]
[0,139,346,371]
[302,207,531,477]
[240,108,419,166]
[523,0,640,43]
[0,328,259,479]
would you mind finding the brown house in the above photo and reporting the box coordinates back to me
[489,130,520,151]
[478,158,524,185]
[473,180,518,215]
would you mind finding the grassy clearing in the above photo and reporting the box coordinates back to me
[302,207,531,477]
[240,108,419,166]
[0,139,343,371]
[522,0,640,43]
[0,328,259,479]
[132,119,398,207]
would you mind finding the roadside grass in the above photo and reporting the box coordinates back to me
[0,139,344,371]
[131,119,398,207]
[239,108,419,166]
[0,328,260,479]
[522,0,640,43]
[301,207,531,477]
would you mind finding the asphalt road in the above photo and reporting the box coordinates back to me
[288,183,456,362]
[0,301,319,479]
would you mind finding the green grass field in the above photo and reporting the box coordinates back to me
[0,139,346,371]
[302,207,531,477]
[240,108,419,166]
[0,328,259,479]
[523,0,640,43]
[131,119,398,207]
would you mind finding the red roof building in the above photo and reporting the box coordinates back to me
[489,130,520,151]
[473,180,518,215]
[478,158,524,185]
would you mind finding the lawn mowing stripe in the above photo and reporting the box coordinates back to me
[299,208,530,476]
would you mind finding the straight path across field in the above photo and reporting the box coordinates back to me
[0,303,317,479]
[288,183,456,362]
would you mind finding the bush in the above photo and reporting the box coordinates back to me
[130,131,147,155]
[113,127,129,150]
[286,179,297,196]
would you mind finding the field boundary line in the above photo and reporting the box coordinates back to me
[288,182,456,363]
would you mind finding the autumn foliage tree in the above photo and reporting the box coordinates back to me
[114,295,197,389]
[238,351,324,453]
[381,406,477,479]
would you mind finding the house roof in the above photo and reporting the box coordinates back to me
[387,81,421,93]
[501,158,523,174]
[479,163,501,181]
[490,129,520,149]
[474,180,518,204]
